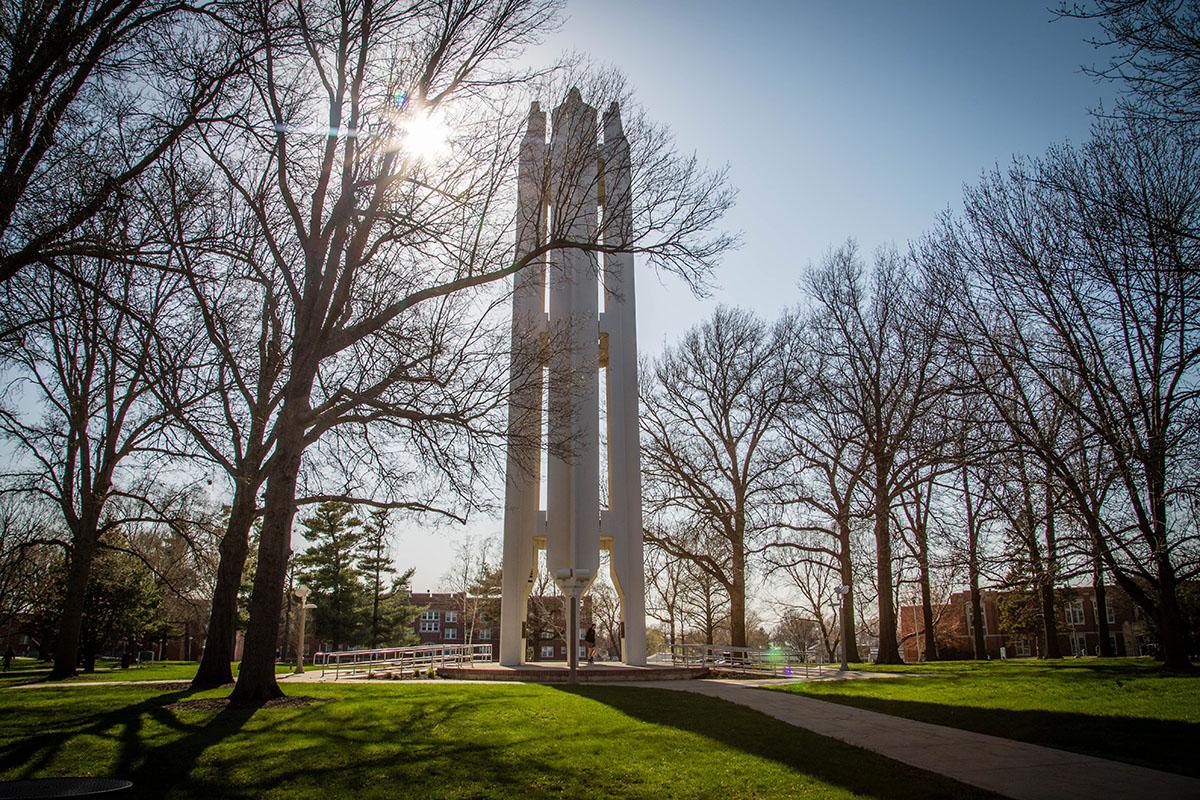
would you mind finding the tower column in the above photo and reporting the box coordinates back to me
[601,102,646,665]
[546,88,601,593]
[500,103,546,666]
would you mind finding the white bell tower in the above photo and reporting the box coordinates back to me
[499,88,647,668]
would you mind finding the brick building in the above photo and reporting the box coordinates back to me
[409,592,592,662]
[898,585,1155,661]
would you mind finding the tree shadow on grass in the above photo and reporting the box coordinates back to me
[783,692,1200,778]
[558,685,1001,800]
[115,691,598,800]
[0,688,196,779]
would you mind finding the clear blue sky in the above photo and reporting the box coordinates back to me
[405,0,1121,592]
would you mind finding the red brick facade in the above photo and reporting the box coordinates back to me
[409,592,592,662]
[898,585,1154,661]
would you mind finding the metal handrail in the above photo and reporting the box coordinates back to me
[665,643,824,677]
[313,643,493,680]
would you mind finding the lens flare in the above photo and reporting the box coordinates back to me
[398,109,451,162]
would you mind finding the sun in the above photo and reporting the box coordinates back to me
[397,108,451,162]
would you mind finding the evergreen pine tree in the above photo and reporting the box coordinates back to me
[377,568,422,647]
[296,502,364,648]
[358,509,398,647]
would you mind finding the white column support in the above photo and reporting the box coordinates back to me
[500,102,546,666]
[601,101,647,666]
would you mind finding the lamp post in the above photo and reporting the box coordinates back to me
[835,584,851,671]
[554,568,592,684]
[294,584,315,675]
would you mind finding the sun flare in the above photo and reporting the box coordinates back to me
[398,109,451,162]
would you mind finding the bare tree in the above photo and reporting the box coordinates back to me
[775,312,870,662]
[937,116,1200,668]
[1059,0,1200,132]
[803,242,952,663]
[441,534,496,646]
[641,307,796,647]
[645,543,685,652]
[678,560,730,645]
[0,244,184,678]
[588,582,622,659]
[949,407,1004,660]
[769,550,842,660]
[0,0,234,283]
[0,496,55,639]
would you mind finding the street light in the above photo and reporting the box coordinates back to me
[554,568,592,684]
[294,584,316,675]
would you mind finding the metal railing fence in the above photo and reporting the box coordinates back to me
[666,643,824,677]
[314,643,493,680]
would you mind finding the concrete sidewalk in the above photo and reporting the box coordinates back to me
[632,679,1200,800]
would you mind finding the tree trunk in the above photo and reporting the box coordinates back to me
[918,558,937,662]
[1038,580,1062,659]
[963,466,986,659]
[229,385,311,706]
[728,537,747,648]
[1041,488,1062,660]
[49,518,99,680]
[82,639,97,673]
[1155,552,1193,671]
[1093,555,1113,657]
[1149,459,1193,671]
[192,488,257,690]
[837,512,861,662]
[915,512,938,661]
[728,582,747,648]
[969,583,986,660]
[873,457,901,663]
[1156,586,1192,671]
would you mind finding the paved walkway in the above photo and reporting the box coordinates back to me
[633,679,1200,800]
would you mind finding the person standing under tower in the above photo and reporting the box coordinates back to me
[585,624,597,664]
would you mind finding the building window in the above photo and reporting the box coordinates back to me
[1091,599,1115,625]
[540,645,555,659]
[1066,600,1085,626]
[420,610,440,621]
[420,620,440,633]
[966,605,987,634]
[540,630,554,640]
[444,627,457,640]
[446,611,458,623]
[1015,638,1031,657]
[478,628,492,640]
[1071,633,1088,656]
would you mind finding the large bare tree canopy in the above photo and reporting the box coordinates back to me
[641,306,796,648]
[1061,0,1200,130]
[935,115,1200,669]
[0,0,234,283]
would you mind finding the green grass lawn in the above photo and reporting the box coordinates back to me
[0,681,1001,800]
[0,660,291,688]
[770,657,1199,776]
